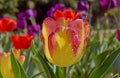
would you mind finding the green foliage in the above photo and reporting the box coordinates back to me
[31,41,56,78]
[89,47,120,78]
[0,72,3,78]
[11,51,28,78]
[0,0,19,17]
[11,51,21,78]
[55,67,64,78]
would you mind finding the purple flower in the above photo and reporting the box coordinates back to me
[17,12,26,20]
[77,1,89,12]
[100,0,119,11]
[116,30,120,42]
[25,9,37,18]
[17,9,37,19]
[27,25,41,37]
[17,9,38,31]
[17,19,27,30]
[47,4,66,17]
[0,16,3,20]
[54,4,66,11]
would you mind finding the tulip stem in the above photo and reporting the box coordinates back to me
[62,67,66,78]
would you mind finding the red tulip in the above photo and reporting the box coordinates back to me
[54,9,80,20]
[11,34,33,49]
[0,18,17,32]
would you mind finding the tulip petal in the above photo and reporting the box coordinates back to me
[41,17,60,62]
[63,9,75,19]
[69,19,83,55]
[0,21,5,32]
[68,19,90,63]
[0,53,14,78]
[69,19,83,37]
[42,17,59,36]
[54,9,80,20]
[12,35,21,49]
[2,18,10,28]
[74,12,80,20]
[7,20,17,31]
[48,27,80,66]
[20,35,33,49]
[83,23,90,49]
[54,10,64,20]
[56,17,68,27]
[12,34,33,49]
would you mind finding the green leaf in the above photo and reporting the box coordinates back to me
[107,33,115,47]
[89,47,120,78]
[0,72,3,78]
[17,61,28,78]
[113,73,120,78]
[37,52,56,78]
[32,72,44,78]
[11,51,21,78]
[32,56,47,78]
[31,42,56,78]
[95,49,113,66]
[4,37,12,51]
[55,67,64,78]
[31,41,38,55]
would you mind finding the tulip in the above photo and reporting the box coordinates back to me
[11,34,33,49]
[116,29,120,42]
[77,1,89,12]
[0,50,25,78]
[0,18,17,32]
[17,12,26,20]
[25,9,37,18]
[17,19,27,30]
[17,9,37,20]
[41,9,90,67]
[100,0,119,11]
[27,25,41,37]
[17,9,37,31]
[77,1,89,19]
[17,12,27,30]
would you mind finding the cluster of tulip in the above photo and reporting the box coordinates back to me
[1,0,120,77]
[0,7,90,78]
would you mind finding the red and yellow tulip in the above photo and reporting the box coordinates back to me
[41,9,90,67]
[0,50,25,78]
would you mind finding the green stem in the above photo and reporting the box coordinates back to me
[62,67,66,78]
[29,18,36,25]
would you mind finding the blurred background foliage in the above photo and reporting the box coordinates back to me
[0,0,119,29]
[0,0,19,17]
